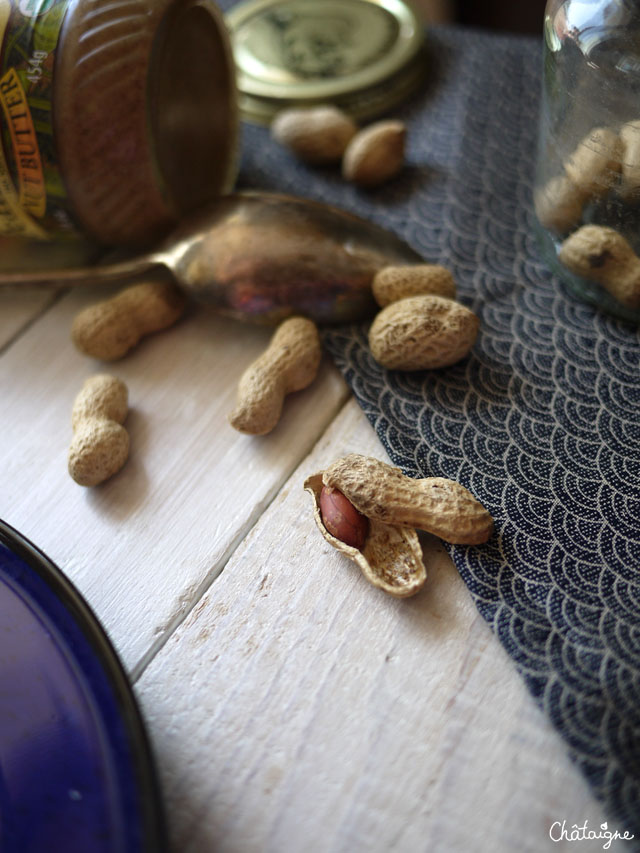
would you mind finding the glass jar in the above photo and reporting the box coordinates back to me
[534,0,640,322]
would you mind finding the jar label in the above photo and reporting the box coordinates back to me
[0,0,73,239]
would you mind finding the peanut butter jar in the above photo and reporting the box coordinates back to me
[0,0,238,262]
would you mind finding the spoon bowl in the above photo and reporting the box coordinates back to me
[0,192,423,324]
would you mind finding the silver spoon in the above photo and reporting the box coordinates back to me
[0,191,422,324]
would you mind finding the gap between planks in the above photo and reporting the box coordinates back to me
[0,289,64,355]
[129,390,353,683]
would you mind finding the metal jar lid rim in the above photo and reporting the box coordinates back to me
[225,0,425,113]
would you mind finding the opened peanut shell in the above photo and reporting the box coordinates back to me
[304,473,426,598]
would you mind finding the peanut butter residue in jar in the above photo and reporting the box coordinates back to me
[0,0,238,253]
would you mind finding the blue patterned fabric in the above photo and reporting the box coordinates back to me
[226,9,640,838]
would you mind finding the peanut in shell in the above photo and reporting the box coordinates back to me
[68,374,130,487]
[322,454,493,546]
[342,120,406,187]
[271,105,357,164]
[368,294,479,371]
[564,126,622,198]
[71,281,186,361]
[558,224,640,309]
[372,264,456,306]
[229,316,322,435]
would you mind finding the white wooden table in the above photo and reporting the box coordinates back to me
[0,284,625,851]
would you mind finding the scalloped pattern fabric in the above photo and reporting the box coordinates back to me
[228,13,640,838]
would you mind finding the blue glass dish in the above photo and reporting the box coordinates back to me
[0,519,166,852]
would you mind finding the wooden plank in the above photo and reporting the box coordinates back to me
[0,284,350,672]
[0,289,58,349]
[135,399,614,853]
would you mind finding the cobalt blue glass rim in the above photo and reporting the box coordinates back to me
[0,517,167,853]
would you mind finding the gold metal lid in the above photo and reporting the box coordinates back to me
[225,0,426,124]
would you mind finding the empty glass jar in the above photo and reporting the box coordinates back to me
[534,0,640,322]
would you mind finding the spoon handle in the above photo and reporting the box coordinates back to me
[0,253,164,289]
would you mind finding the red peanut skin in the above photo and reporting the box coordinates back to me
[319,486,369,549]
